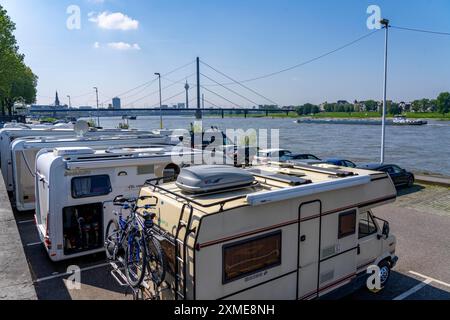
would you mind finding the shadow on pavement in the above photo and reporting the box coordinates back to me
[346,271,450,300]
[397,184,425,197]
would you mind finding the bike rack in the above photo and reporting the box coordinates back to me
[109,257,157,300]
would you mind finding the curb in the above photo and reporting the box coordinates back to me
[414,175,450,188]
[0,173,37,300]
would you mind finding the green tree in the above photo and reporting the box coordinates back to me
[311,105,320,114]
[0,5,37,115]
[387,102,400,115]
[363,100,378,112]
[436,92,450,116]
[411,100,421,113]
[420,99,431,112]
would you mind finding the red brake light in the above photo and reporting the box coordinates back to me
[44,214,51,249]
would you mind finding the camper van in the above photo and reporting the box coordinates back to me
[11,134,175,212]
[0,127,156,191]
[135,163,398,300]
[34,146,203,262]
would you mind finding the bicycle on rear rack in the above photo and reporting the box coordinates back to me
[105,195,166,289]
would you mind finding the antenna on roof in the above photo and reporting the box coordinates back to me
[74,120,89,138]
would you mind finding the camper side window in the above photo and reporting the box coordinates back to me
[223,231,282,284]
[338,210,357,239]
[71,175,112,199]
[358,211,378,238]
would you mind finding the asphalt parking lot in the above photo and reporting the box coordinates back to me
[13,183,450,300]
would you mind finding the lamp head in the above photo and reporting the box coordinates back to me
[380,19,390,27]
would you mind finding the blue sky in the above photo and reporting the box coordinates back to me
[1,0,450,108]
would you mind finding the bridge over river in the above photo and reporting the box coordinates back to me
[28,108,296,119]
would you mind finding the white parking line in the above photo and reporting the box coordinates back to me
[34,262,110,283]
[393,270,450,300]
[25,242,41,247]
[409,271,450,289]
[393,279,432,300]
[18,219,34,224]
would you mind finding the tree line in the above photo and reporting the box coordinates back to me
[295,93,450,116]
[0,5,37,116]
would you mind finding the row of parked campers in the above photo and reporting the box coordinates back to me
[0,123,399,299]
[133,163,398,300]
[35,146,203,261]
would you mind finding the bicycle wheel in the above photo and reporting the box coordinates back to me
[125,232,147,288]
[105,220,119,260]
[147,237,166,286]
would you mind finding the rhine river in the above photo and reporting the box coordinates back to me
[95,116,450,176]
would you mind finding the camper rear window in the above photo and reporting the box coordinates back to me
[338,210,357,239]
[71,175,112,199]
[223,231,282,284]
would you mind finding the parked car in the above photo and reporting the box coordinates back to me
[252,149,321,165]
[326,158,357,168]
[288,153,321,161]
[358,163,415,188]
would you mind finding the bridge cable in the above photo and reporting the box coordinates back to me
[201,61,280,106]
[200,73,260,106]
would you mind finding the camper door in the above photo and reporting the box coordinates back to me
[298,201,358,299]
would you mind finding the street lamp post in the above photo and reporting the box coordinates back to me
[67,95,71,108]
[380,18,389,164]
[155,73,163,129]
[93,87,100,127]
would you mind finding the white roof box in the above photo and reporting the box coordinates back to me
[54,147,96,157]
[176,165,255,194]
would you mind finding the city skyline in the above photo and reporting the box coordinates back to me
[2,0,450,108]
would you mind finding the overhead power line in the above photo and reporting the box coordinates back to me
[203,29,381,85]
[391,25,450,36]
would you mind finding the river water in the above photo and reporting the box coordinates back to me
[95,116,450,176]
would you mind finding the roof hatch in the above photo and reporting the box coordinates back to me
[54,147,95,157]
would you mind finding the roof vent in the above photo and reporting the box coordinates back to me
[176,165,255,194]
[54,147,95,157]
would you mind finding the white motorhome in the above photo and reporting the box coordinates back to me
[35,146,202,261]
[11,134,175,211]
[135,163,398,300]
[0,127,156,191]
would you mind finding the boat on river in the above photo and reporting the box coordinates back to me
[392,115,427,126]
[294,116,427,126]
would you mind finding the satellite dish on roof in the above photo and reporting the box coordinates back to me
[74,120,89,137]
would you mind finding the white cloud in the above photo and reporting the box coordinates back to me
[93,41,100,49]
[107,42,141,51]
[89,11,139,30]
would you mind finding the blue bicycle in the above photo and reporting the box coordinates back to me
[105,195,164,288]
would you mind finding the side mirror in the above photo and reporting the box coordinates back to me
[382,221,390,238]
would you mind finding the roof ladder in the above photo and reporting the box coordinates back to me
[174,203,194,300]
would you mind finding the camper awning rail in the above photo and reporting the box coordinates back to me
[273,162,355,177]
[65,156,177,170]
[246,175,371,206]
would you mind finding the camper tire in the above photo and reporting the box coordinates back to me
[378,260,391,288]
[105,220,119,260]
